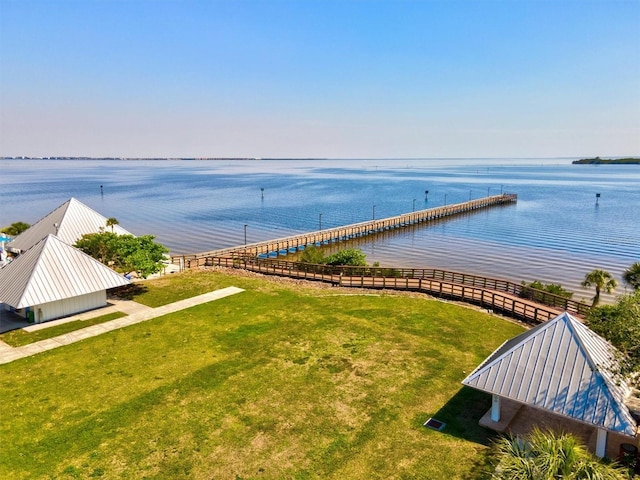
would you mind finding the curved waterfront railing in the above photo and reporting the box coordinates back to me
[168,192,591,323]
[203,257,588,324]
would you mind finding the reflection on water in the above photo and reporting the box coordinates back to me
[2,158,639,299]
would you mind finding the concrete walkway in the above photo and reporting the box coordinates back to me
[0,286,244,365]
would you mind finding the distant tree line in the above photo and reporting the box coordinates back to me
[572,157,640,164]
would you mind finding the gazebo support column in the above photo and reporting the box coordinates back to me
[595,428,607,458]
[491,394,501,422]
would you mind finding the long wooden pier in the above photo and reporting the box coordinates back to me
[171,193,517,268]
[167,192,593,324]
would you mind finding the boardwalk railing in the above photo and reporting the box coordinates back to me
[204,257,590,324]
[171,194,517,267]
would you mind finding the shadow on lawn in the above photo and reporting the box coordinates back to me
[109,283,149,300]
[419,386,498,479]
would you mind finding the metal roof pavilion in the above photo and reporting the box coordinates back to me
[0,234,129,309]
[462,312,637,437]
[6,197,132,253]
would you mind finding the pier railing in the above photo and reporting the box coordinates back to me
[203,257,590,323]
[172,193,517,266]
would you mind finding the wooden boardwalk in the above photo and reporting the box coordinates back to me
[169,192,589,324]
[171,193,517,268]
[204,258,590,324]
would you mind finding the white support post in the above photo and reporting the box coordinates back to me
[595,428,607,458]
[491,394,501,422]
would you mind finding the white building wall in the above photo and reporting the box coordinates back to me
[33,290,107,323]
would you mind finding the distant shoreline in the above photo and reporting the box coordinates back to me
[3,156,638,164]
[0,156,267,161]
[572,157,640,165]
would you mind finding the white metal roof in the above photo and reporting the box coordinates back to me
[0,234,129,308]
[6,198,132,252]
[462,312,638,436]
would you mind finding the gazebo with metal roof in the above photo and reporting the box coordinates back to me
[462,312,639,458]
[6,197,132,254]
[0,234,129,323]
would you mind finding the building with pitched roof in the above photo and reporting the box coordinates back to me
[462,312,639,458]
[6,197,132,254]
[0,235,129,323]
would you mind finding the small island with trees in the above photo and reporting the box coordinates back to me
[572,157,640,164]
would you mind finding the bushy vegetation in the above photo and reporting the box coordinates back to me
[0,221,30,236]
[74,232,168,278]
[325,248,367,266]
[520,280,573,301]
[491,428,629,479]
[586,289,640,385]
[300,246,367,266]
[623,262,640,291]
[298,245,327,264]
[518,279,584,312]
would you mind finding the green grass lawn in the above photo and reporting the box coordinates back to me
[0,312,127,347]
[0,269,525,479]
[111,270,243,307]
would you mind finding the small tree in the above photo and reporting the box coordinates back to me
[1,221,30,236]
[587,289,640,385]
[581,269,618,307]
[623,262,640,291]
[325,248,367,266]
[74,231,120,265]
[75,232,168,279]
[117,235,169,278]
[299,246,326,264]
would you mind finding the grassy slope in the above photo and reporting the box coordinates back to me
[0,270,524,479]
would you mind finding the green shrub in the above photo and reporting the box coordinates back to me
[520,280,573,308]
[325,248,367,266]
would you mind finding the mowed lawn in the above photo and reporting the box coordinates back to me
[0,270,524,479]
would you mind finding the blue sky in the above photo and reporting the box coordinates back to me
[1,0,639,158]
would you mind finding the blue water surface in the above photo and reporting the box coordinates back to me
[1,158,638,299]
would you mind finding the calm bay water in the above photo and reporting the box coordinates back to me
[1,158,638,303]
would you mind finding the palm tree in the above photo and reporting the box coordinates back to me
[492,428,628,479]
[623,262,640,291]
[105,217,119,233]
[581,269,618,307]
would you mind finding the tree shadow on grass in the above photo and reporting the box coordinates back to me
[109,284,148,300]
[417,386,498,479]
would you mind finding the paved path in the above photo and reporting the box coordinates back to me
[0,286,244,365]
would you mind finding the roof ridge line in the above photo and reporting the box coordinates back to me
[37,198,73,234]
[563,313,600,370]
[565,312,620,383]
[16,234,54,308]
[564,313,635,429]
